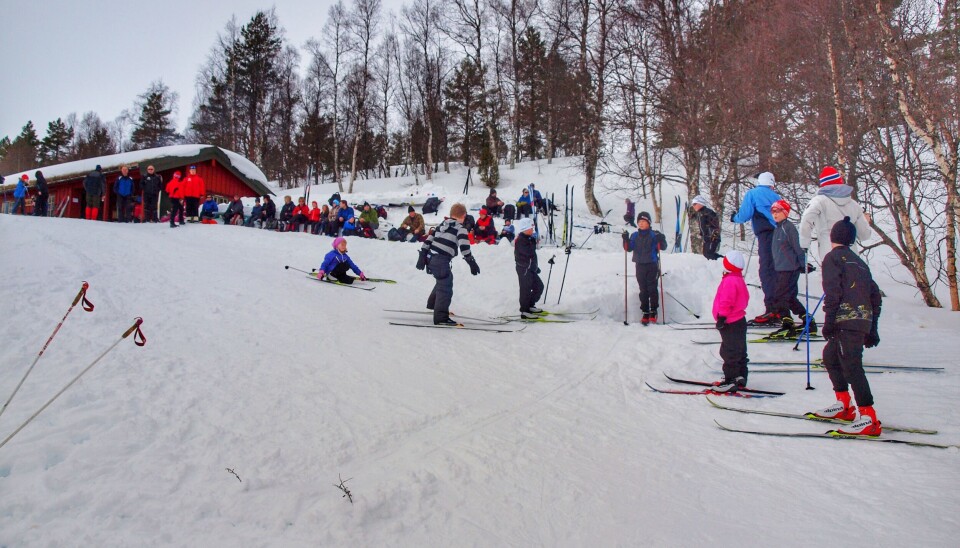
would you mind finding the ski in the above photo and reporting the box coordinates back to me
[662,373,785,396]
[705,397,937,434]
[669,323,778,331]
[692,336,825,345]
[645,382,778,399]
[388,321,525,333]
[363,277,397,284]
[534,309,600,317]
[383,309,506,325]
[497,316,576,324]
[714,420,958,449]
[306,275,375,291]
[748,360,943,372]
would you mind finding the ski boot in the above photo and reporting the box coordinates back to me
[800,313,818,335]
[811,392,857,421]
[712,376,746,393]
[835,406,882,436]
[749,312,781,327]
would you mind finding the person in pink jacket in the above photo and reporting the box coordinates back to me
[712,250,750,392]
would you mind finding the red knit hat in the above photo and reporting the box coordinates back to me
[21,174,28,181]
[771,199,791,214]
[819,166,844,187]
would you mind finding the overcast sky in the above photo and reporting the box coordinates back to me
[1,0,405,141]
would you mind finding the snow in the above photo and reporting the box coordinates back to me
[1,159,958,546]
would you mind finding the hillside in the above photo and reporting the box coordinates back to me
[1,160,958,546]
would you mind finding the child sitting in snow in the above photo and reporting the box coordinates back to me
[317,236,366,284]
[712,250,750,392]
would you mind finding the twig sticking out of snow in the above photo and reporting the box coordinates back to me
[335,474,354,504]
[226,468,242,482]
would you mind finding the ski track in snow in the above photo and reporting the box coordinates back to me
[1,159,959,546]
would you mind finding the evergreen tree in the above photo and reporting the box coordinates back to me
[40,118,74,165]
[517,27,547,160]
[444,58,486,167]
[131,82,180,149]
[0,121,41,173]
[234,10,283,161]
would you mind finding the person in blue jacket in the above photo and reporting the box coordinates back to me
[13,174,28,214]
[113,165,135,222]
[516,188,533,217]
[317,236,366,284]
[623,211,668,325]
[730,171,781,324]
[200,195,220,222]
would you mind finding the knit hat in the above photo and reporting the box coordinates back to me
[514,217,534,233]
[723,250,745,273]
[20,174,28,181]
[479,208,488,216]
[489,188,496,195]
[819,166,844,187]
[637,211,652,224]
[756,172,775,187]
[174,171,181,178]
[332,199,340,206]
[95,164,102,171]
[771,199,791,214]
[408,205,415,213]
[830,216,857,246]
[332,236,347,250]
[691,195,711,209]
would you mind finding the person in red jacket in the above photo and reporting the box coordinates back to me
[165,171,185,228]
[473,208,498,244]
[308,201,323,234]
[181,165,206,223]
[291,197,310,232]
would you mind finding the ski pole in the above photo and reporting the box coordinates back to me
[0,317,145,452]
[743,237,757,275]
[556,245,572,305]
[624,246,629,325]
[285,265,314,276]
[793,293,825,352]
[542,255,556,302]
[658,259,666,323]
[0,281,95,422]
[664,290,700,319]
[803,251,815,390]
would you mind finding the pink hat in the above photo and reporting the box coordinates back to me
[819,166,844,187]
[332,236,346,249]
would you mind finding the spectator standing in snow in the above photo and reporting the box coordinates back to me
[770,200,815,335]
[712,250,750,393]
[514,217,544,318]
[140,165,163,222]
[622,211,668,325]
[317,236,366,284]
[83,164,105,220]
[416,203,480,326]
[811,217,883,437]
[114,165,136,222]
[182,165,206,222]
[33,171,49,216]
[165,171,185,227]
[690,195,722,260]
[485,189,504,217]
[799,166,872,263]
[13,175,28,214]
[730,172,781,324]
[623,198,636,227]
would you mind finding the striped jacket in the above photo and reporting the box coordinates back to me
[422,218,474,260]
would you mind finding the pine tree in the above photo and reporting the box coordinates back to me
[445,58,486,167]
[234,10,283,162]
[517,27,547,160]
[39,118,74,165]
[131,82,179,149]
[0,121,41,173]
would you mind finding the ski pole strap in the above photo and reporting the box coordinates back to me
[75,281,95,312]
[123,317,146,347]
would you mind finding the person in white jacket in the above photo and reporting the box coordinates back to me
[799,166,872,262]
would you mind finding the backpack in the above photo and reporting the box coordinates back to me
[423,197,441,214]
[387,227,403,241]
[376,205,388,219]
[264,218,278,230]
[503,204,516,221]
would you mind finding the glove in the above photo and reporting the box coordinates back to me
[822,320,836,339]
[317,270,325,279]
[536,267,541,274]
[730,212,736,223]
[359,273,367,281]
[621,230,629,243]
[466,256,480,276]
[416,250,428,271]
[865,328,879,348]
[716,316,727,330]
[801,247,808,254]
[805,263,817,273]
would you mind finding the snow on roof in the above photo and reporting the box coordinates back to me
[2,145,268,187]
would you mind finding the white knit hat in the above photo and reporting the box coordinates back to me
[723,250,746,272]
[756,172,776,187]
[513,217,535,233]
[691,195,711,209]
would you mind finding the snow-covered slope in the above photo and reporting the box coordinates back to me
[1,161,958,546]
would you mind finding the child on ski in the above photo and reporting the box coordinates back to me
[513,218,543,318]
[416,203,480,326]
[712,250,750,392]
[770,200,816,336]
[812,217,883,436]
[317,237,366,284]
[622,211,667,325]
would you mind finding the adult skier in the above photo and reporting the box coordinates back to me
[730,172,781,324]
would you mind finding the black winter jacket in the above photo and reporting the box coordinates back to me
[262,200,277,219]
[514,233,539,273]
[822,245,882,334]
[83,170,105,196]
[141,173,163,197]
[697,207,720,245]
